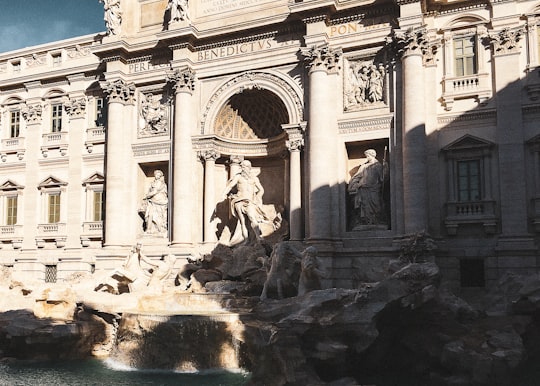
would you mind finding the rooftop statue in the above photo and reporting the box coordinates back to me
[167,0,189,24]
[100,0,122,35]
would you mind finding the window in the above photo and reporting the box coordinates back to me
[48,193,61,223]
[45,265,57,283]
[460,258,485,287]
[95,97,107,127]
[51,103,62,132]
[457,160,481,202]
[442,135,497,235]
[11,61,20,73]
[454,36,477,76]
[9,110,20,138]
[93,191,103,221]
[52,53,62,67]
[6,196,17,226]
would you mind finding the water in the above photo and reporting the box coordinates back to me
[0,359,249,386]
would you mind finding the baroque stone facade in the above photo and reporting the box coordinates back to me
[0,0,540,291]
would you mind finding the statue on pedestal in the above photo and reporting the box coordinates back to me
[222,160,271,244]
[167,0,189,24]
[140,170,168,235]
[100,0,122,36]
[348,149,387,229]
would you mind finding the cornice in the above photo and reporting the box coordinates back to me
[338,116,393,134]
[132,141,171,157]
[437,110,497,127]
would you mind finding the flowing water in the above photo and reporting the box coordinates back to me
[0,358,249,386]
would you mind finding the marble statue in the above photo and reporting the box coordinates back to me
[147,254,175,291]
[141,170,168,235]
[140,93,167,135]
[100,0,122,35]
[95,243,152,293]
[298,246,326,296]
[348,149,385,227]
[222,160,271,244]
[260,242,301,300]
[167,0,189,24]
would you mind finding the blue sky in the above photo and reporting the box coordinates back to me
[0,0,104,53]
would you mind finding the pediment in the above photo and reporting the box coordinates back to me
[0,180,24,191]
[82,172,104,186]
[38,176,68,188]
[442,135,494,152]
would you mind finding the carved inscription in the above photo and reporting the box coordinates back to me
[129,60,170,74]
[200,0,271,16]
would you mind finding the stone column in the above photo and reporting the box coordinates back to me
[394,27,428,234]
[168,68,196,246]
[200,150,220,243]
[285,130,304,241]
[302,45,342,241]
[103,79,135,247]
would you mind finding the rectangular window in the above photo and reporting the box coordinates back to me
[48,193,61,223]
[12,61,20,73]
[457,160,481,202]
[460,258,485,287]
[95,97,107,127]
[93,191,103,221]
[51,104,62,132]
[10,110,20,138]
[52,54,62,67]
[45,265,57,283]
[6,196,17,226]
[454,36,476,77]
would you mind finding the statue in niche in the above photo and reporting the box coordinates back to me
[100,0,122,36]
[140,93,167,135]
[348,149,388,229]
[167,0,189,24]
[140,170,168,235]
[222,160,272,245]
[345,61,385,111]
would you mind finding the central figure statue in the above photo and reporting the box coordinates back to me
[222,160,270,244]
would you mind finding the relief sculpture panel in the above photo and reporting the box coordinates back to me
[344,59,386,111]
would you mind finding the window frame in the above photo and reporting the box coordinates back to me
[9,109,20,138]
[51,102,63,133]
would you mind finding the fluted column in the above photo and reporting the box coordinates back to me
[394,28,428,234]
[302,45,342,241]
[200,150,220,243]
[285,128,304,240]
[103,79,135,247]
[168,67,196,246]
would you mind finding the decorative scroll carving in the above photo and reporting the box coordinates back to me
[139,93,168,136]
[286,138,304,152]
[167,67,196,94]
[487,27,524,55]
[103,79,135,104]
[301,45,342,74]
[26,54,45,68]
[199,149,220,162]
[21,103,43,124]
[100,0,122,36]
[64,97,87,118]
[344,59,386,111]
[67,44,91,58]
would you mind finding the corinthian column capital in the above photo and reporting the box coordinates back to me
[167,67,196,94]
[103,79,135,104]
[301,45,342,74]
[391,26,429,59]
[487,27,525,56]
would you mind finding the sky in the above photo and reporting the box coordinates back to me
[0,0,104,54]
